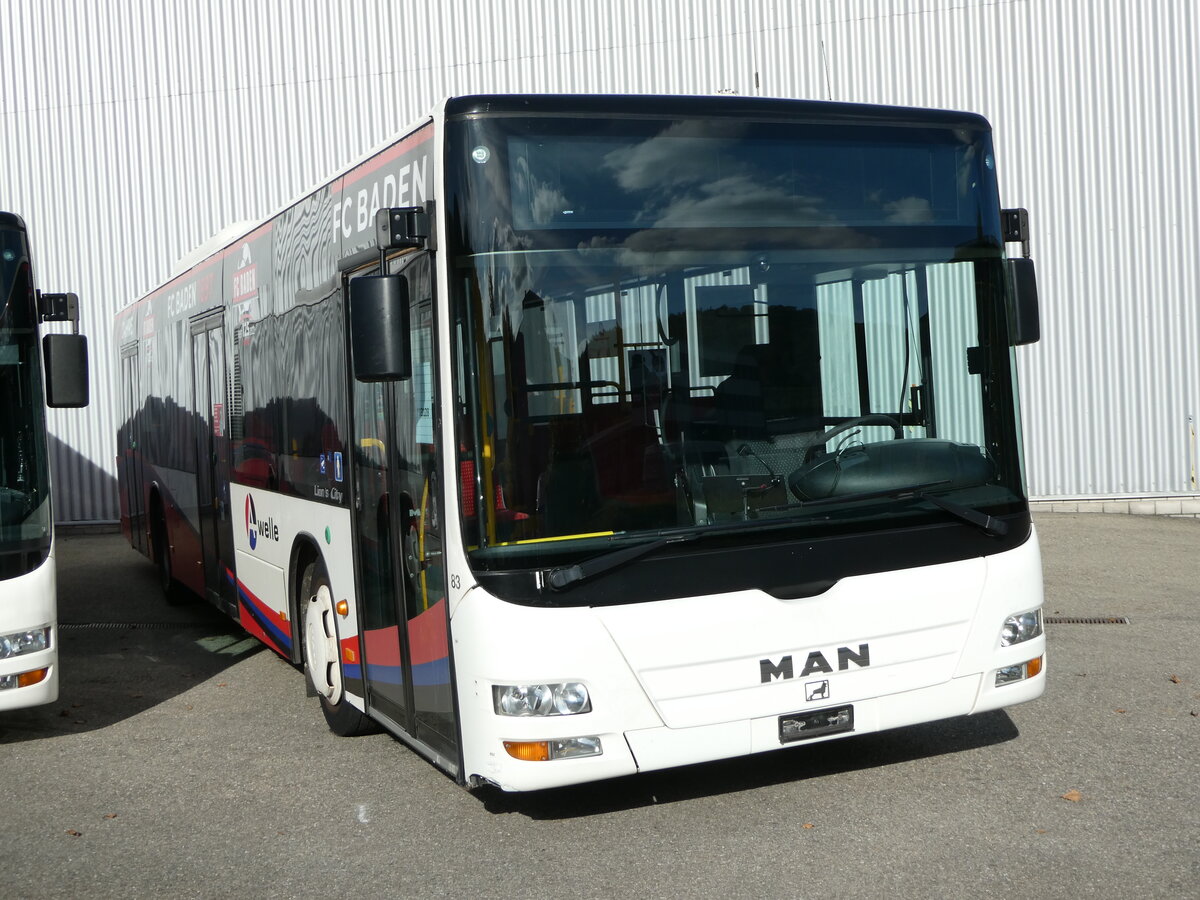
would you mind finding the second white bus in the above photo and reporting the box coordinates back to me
[1,211,88,710]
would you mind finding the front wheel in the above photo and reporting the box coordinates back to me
[301,561,376,736]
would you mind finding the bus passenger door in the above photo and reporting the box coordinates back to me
[190,313,237,616]
[349,254,457,769]
[118,343,146,554]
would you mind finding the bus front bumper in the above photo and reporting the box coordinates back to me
[474,663,1045,793]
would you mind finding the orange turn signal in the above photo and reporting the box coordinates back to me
[1026,655,1043,678]
[336,600,349,617]
[17,667,49,688]
[503,740,551,762]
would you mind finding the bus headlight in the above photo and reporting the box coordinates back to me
[1000,609,1042,646]
[493,682,592,716]
[0,627,50,659]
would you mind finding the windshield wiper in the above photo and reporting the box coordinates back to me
[915,491,1008,536]
[770,480,1008,536]
[545,536,694,591]
[542,517,805,591]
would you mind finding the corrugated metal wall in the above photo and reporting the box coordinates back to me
[2,0,1196,520]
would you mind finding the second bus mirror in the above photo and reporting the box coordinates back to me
[350,274,412,381]
[43,333,90,408]
[1006,257,1041,346]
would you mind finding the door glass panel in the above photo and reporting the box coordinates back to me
[192,319,235,612]
[396,258,451,754]
[354,374,407,720]
[192,329,211,522]
[207,326,233,604]
[119,349,145,552]
[352,254,453,759]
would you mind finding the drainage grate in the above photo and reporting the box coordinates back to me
[1044,615,1131,625]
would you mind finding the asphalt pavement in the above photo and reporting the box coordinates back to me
[1,513,1197,899]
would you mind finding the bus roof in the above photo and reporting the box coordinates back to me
[442,93,991,131]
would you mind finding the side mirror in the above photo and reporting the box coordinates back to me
[1006,257,1040,346]
[42,333,90,408]
[349,274,411,381]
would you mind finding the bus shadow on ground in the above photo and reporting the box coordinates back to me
[0,534,265,743]
[0,617,265,743]
[476,709,1019,819]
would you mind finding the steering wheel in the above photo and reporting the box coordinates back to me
[806,415,903,454]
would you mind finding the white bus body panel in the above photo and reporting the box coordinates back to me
[0,539,59,710]
[228,485,364,708]
[454,528,1044,792]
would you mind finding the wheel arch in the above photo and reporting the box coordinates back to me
[287,534,325,665]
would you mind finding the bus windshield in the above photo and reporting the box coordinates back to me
[447,110,1026,573]
[0,225,52,563]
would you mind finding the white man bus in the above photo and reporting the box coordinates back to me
[115,95,1044,791]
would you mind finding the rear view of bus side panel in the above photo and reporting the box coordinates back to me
[116,262,226,602]
[115,122,436,716]
[224,206,360,670]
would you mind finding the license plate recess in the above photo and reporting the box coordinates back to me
[779,704,855,744]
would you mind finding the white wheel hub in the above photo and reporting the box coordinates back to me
[304,581,342,702]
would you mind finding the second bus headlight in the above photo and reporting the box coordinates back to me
[0,627,50,659]
[1000,609,1043,647]
[493,682,592,716]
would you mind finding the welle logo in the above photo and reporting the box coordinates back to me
[245,494,279,550]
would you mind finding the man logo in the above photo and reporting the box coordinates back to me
[759,644,871,684]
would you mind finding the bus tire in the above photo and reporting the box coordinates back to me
[301,561,376,737]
